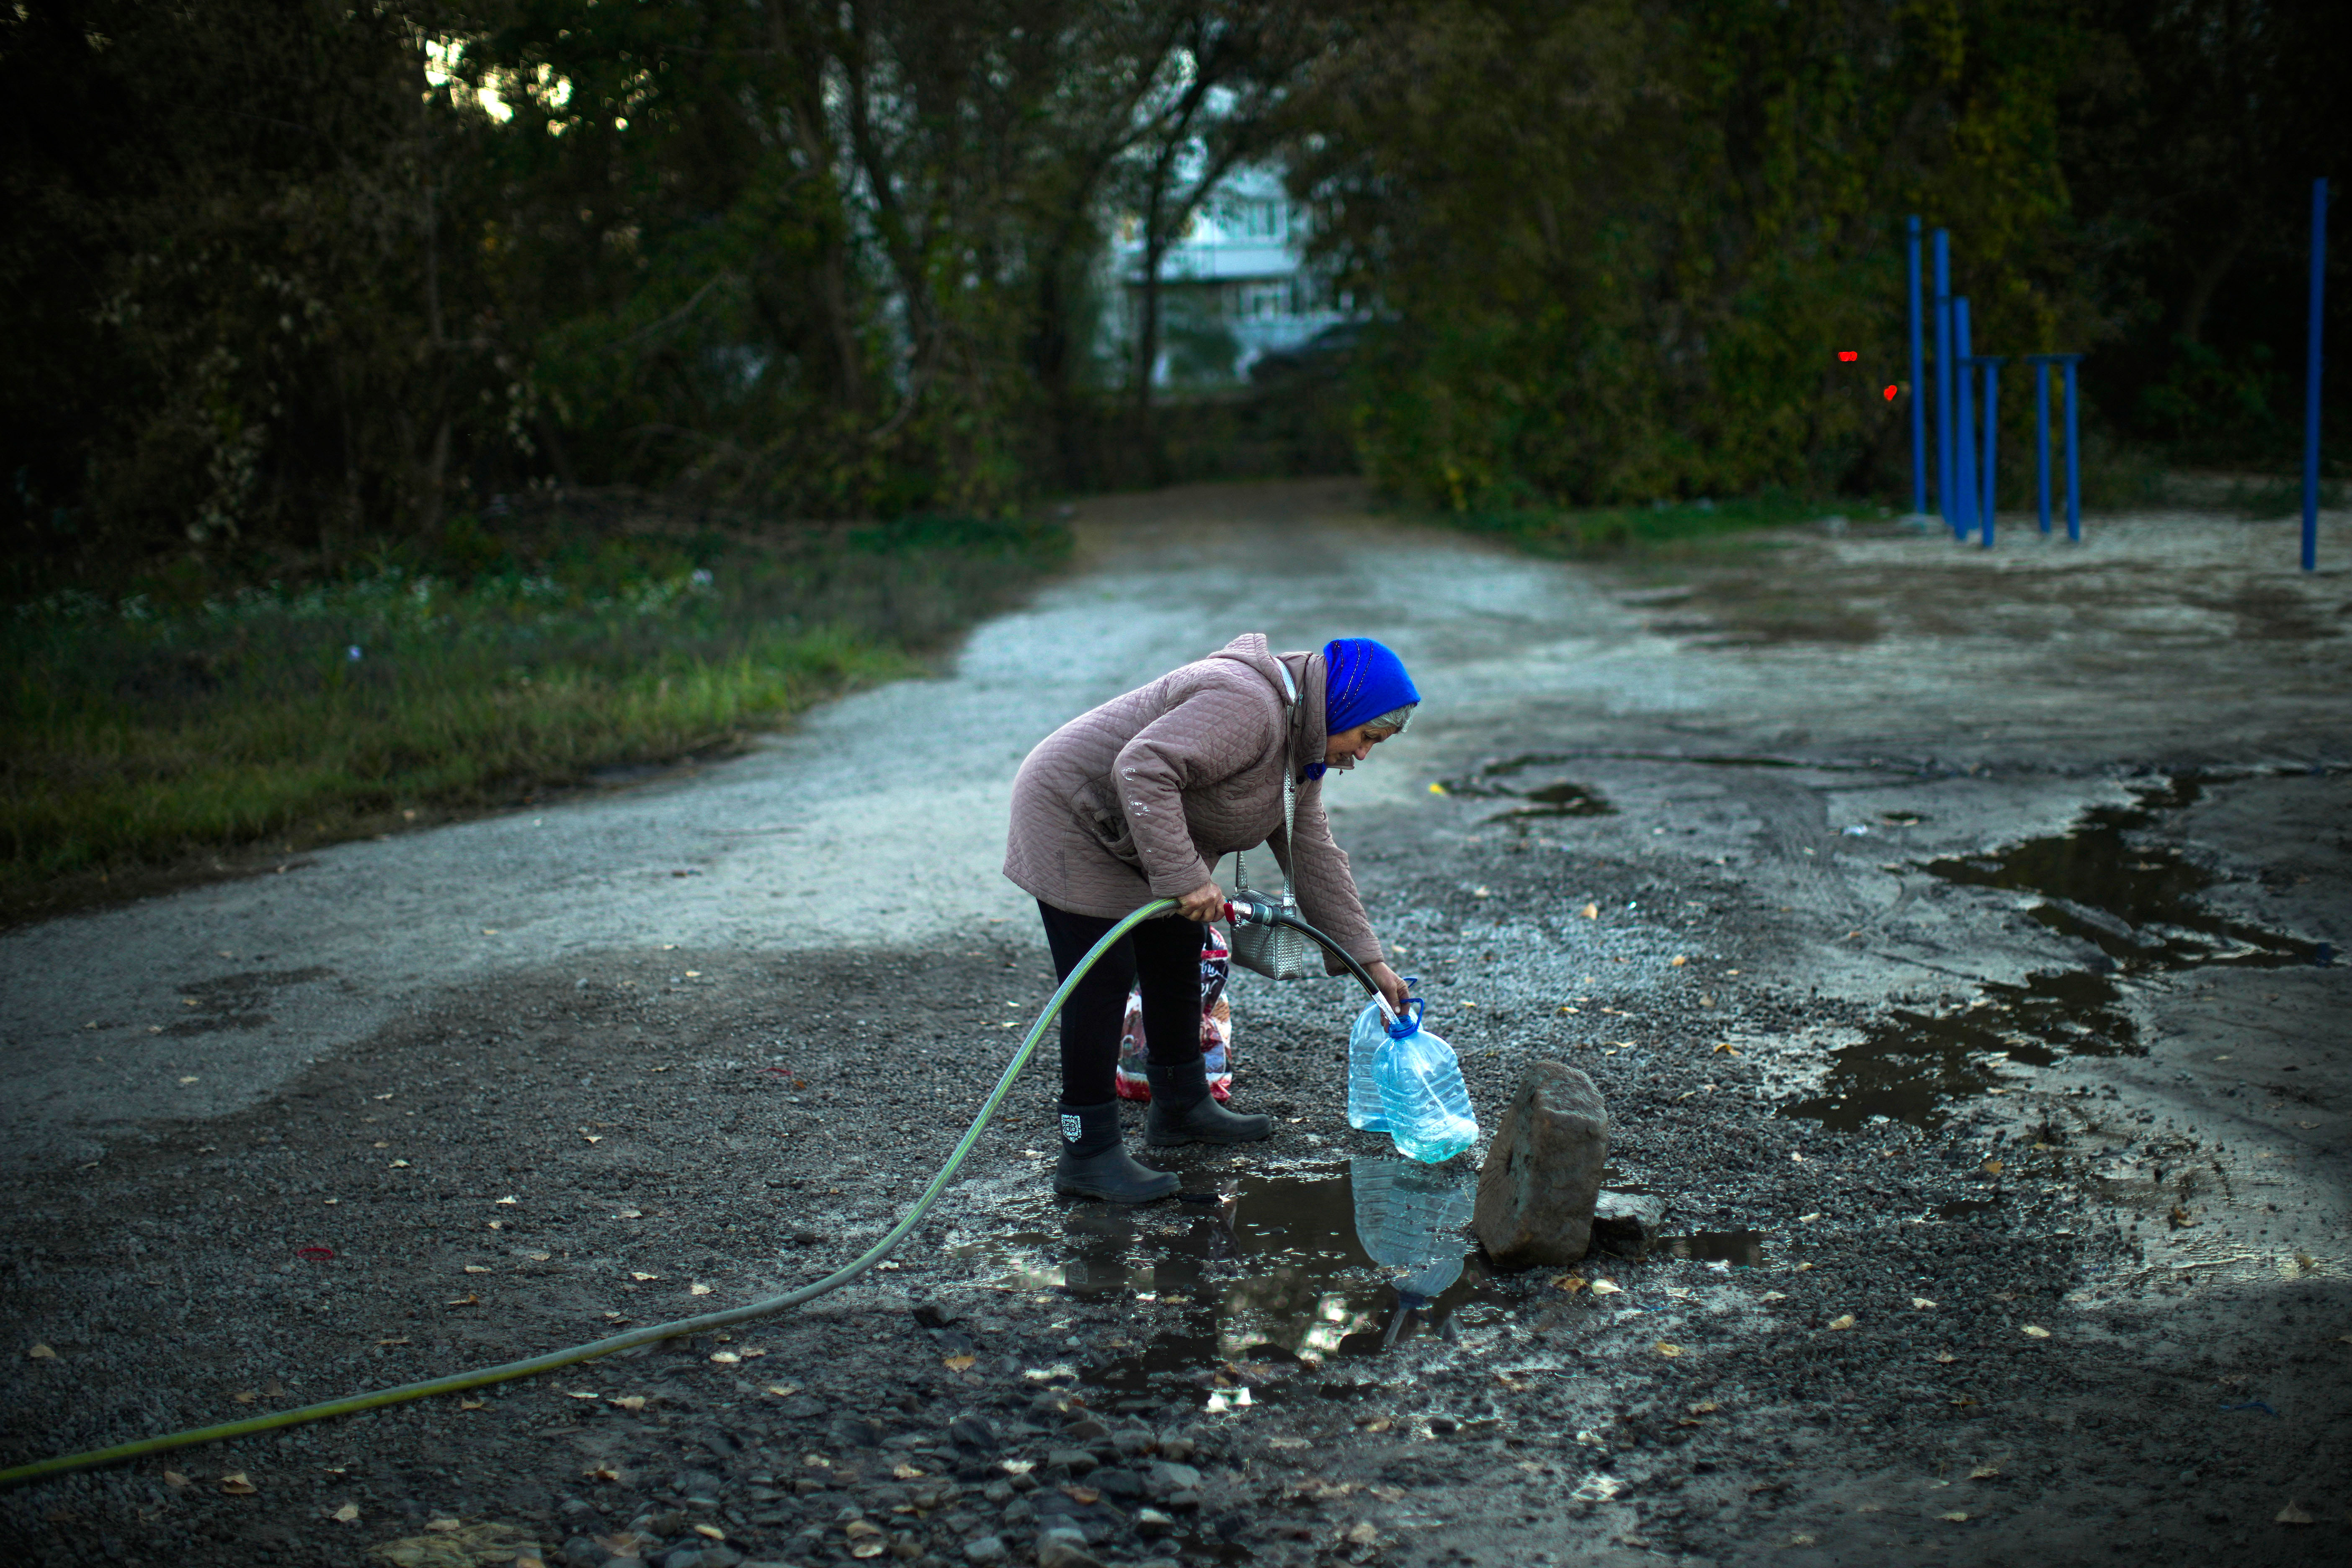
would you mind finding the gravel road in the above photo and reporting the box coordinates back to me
[2,480,2345,1568]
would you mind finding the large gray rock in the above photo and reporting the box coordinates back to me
[1473,1061,1609,1269]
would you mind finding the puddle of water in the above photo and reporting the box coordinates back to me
[954,1158,1498,1404]
[1793,776,2324,1132]
[1924,776,2317,970]
[1658,1230,1766,1266]
[1786,970,2138,1131]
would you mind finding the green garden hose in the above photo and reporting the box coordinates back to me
[2,896,1377,1490]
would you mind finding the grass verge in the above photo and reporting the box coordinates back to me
[1,498,1068,922]
[1426,490,1870,560]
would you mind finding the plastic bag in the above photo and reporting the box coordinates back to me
[1115,925,1234,1102]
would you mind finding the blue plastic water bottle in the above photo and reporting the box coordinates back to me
[1372,998,1478,1164]
[1347,997,1396,1132]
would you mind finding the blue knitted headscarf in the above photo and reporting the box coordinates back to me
[1306,637,1419,780]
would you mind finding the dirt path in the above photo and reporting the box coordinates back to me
[3,481,2345,1568]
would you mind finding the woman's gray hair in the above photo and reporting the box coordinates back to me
[1362,703,1416,736]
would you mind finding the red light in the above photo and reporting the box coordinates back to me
[1838,351,1859,362]
[1883,385,1899,401]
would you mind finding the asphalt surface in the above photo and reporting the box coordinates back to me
[2,480,2345,1568]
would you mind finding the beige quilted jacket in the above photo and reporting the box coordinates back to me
[1003,632,1383,968]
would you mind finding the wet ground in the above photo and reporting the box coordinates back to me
[3,482,2347,1567]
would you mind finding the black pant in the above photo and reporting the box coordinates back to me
[1037,900,1209,1105]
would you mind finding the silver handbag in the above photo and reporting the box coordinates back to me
[1228,660,1318,982]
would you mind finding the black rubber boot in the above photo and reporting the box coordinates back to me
[1144,1057,1274,1146]
[1053,1101,1179,1203]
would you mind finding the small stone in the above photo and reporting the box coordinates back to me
[1034,1529,1104,1568]
[1046,1449,1099,1476]
[1157,1435,1196,1463]
[948,1416,998,1452]
[962,1536,1008,1565]
[1063,1417,1110,1442]
[1090,1467,1143,1501]
[562,1538,611,1567]
[982,1480,1013,1504]
[1473,1061,1609,1269]
[1135,1509,1176,1537]
[913,1302,964,1330]
[1145,1462,1202,1499]
[1589,1191,1667,1261]
[1110,1428,1155,1459]
[1001,1498,1034,1529]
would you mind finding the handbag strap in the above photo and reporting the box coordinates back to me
[1235,657,1300,907]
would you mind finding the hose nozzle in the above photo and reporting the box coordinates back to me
[1223,898,1274,927]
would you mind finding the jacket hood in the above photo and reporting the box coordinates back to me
[1206,633,1328,778]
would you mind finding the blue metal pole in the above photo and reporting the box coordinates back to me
[1953,299,1976,539]
[2305,177,2330,573]
[1908,216,1926,517]
[2064,357,2081,543]
[1934,230,1953,529]
[2035,359,2053,535]
[1980,358,2003,548]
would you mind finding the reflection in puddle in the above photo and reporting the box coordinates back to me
[1792,776,2325,1130]
[954,1159,1490,1403]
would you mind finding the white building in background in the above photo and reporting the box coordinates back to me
[1104,165,1361,385]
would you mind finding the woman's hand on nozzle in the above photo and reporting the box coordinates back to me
[1175,880,1227,923]
[1367,961,1410,1013]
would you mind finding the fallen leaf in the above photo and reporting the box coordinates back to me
[459,1398,484,1411]
[1712,1042,1740,1055]
[163,1471,190,1489]
[1789,1534,1817,1547]
[1969,1465,2000,1479]
[851,1547,885,1561]
[1552,1274,1589,1294]
[332,1502,359,1522]
[463,1265,491,1274]
[709,1351,741,1365]
[1655,1342,1683,1358]
[584,1465,622,1484]
[693,1524,726,1541]
[616,1208,643,1219]
[583,1136,603,1144]
[844,1520,884,1538]
[763,1384,799,1398]
[2276,1502,2314,1525]
[1590,1279,1623,1297]
[1689,1401,1719,1414]
[28,1344,57,1360]
[389,1159,410,1168]
[1828,1315,1857,1331]
[804,1454,833,1468]
[233,1390,258,1404]
[494,1195,518,1206]
[1345,1522,1380,1547]
[447,1294,479,1307]
[689,1283,713,1296]
[564,1390,601,1400]
[942,1354,976,1371]
[425,1517,460,1532]
[377,1337,410,1346]
[1938,1510,1968,1522]
[1358,1416,1393,1433]
[1912,1297,1938,1310]
[1370,1485,1405,1501]
[1060,1485,1101,1505]
[629,1272,660,1282]
[526,1251,550,1262]
[2169,1204,2197,1226]
[1670,955,1687,967]
[609,1395,646,1411]
[1580,903,1599,919]
[1981,1160,2003,1176]
[219,1473,257,1496]
[1934,1352,1959,1364]
[892,1463,926,1480]
[2021,1325,2051,1339]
